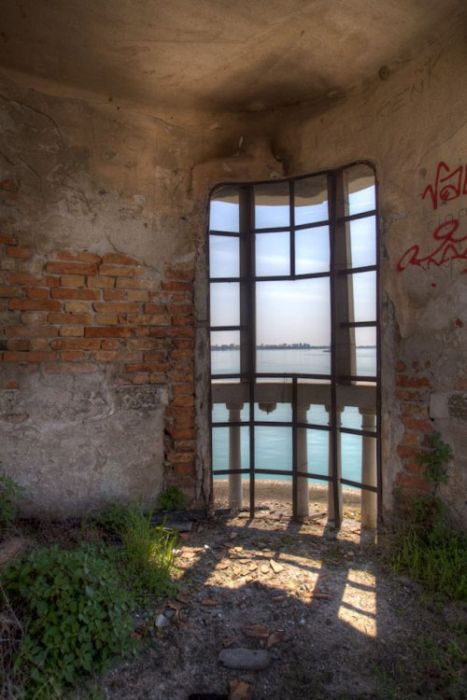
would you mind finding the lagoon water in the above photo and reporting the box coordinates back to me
[212,347,376,486]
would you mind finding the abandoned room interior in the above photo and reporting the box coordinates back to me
[0,2,466,699]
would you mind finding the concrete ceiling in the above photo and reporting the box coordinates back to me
[0,0,463,112]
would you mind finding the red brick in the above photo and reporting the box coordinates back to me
[395,360,407,372]
[60,350,85,362]
[173,339,194,350]
[45,276,60,287]
[30,338,51,351]
[171,395,194,407]
[60,326,84,338]
[0,234,17,245]
[99,264,142,277]
[46,262,98,275]
[147,326,193,338]
[8,272,43,286]
[7,246,32,259]
[400,416,433,433]
[7,339,30,351]
[87,275,115,289]
[172,349,192,360]
[171,315,193,327]
[165,266,194,282]
[124,363,158,373]
[127,313,169,326]
[103,289,126,301]
[53,250,101,264]
[116,277,157,290]
[396,375,431,388]
[396,445,419,459]
[9,299,61,312]
[3,351,55,363]
[128,373,150,385]
[174,439,195,452]
[5,325,58,338]
[167,304,193,316]
[161,281,192,292]
[51,338,101,351]
[44,362,97,374]
[26,288,49,300]
[169,429,195,440]
[85,327,133,338]
[48,313,92,325]
[64,302,90,314]
[172,383,194,396]
[93,302,141,314]
[102,253,140,265]
[52,288,98,300]
[144,303,167,314]
[173,463,194,477]
[60,274,86,287]
[101,339,120,350]
[94,350,142,363]
[396,472,429,492]
[0,287,22,298]
[95,313,118,325]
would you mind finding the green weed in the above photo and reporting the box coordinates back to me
[158,485,187,511]
[120,506,178,600]
[3,544,135,699]
[0,472,23,528]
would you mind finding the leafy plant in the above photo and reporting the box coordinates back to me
[120,506,177,600]
[391,433,466,601]
[92,502,131,538]
[0,473,23,528]
[417,431,454,492]
[3,544,135,698]
[158,485,187,512]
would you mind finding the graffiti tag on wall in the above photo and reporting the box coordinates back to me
[397,161,467,273]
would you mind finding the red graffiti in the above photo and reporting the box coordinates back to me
[421,161,467,210]
[397,218,467,272]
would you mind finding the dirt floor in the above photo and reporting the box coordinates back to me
[92,495,467,700]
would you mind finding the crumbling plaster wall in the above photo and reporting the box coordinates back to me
[272,24,467,525]
[0,69,278,516]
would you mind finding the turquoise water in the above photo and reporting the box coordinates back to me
[211,348,376,485]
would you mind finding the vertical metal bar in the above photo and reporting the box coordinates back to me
[292,376,298,518]
[290,179,295,278]
[375,173,383,524]
[240,185,256,519]
[329,172,341,528]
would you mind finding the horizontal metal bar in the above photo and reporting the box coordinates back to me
[209,276,244,283]
[339,427,378,438]
[211,421,334,432]
[212,469,250,475]
[254,219,330,233]
[211,373,248,380]
[338,209,376,223]
[296,471,332,482]
[255,271,330,282]
[255,372,331,380]
[336,264,377,275]
[209,230,240,237]
[338,375,377,383]
[254,469,293,477]
[210,325,244,332]
[340,478,378,493]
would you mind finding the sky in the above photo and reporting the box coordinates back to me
[209,183,376,346]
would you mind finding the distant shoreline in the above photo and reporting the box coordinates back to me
[212,345,376,351]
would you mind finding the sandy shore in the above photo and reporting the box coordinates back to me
[213,479,361,510]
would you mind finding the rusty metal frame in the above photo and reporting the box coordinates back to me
[208,162,381,525]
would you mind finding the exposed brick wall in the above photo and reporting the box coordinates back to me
[395,359,434,496]
[0,233,196,500]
